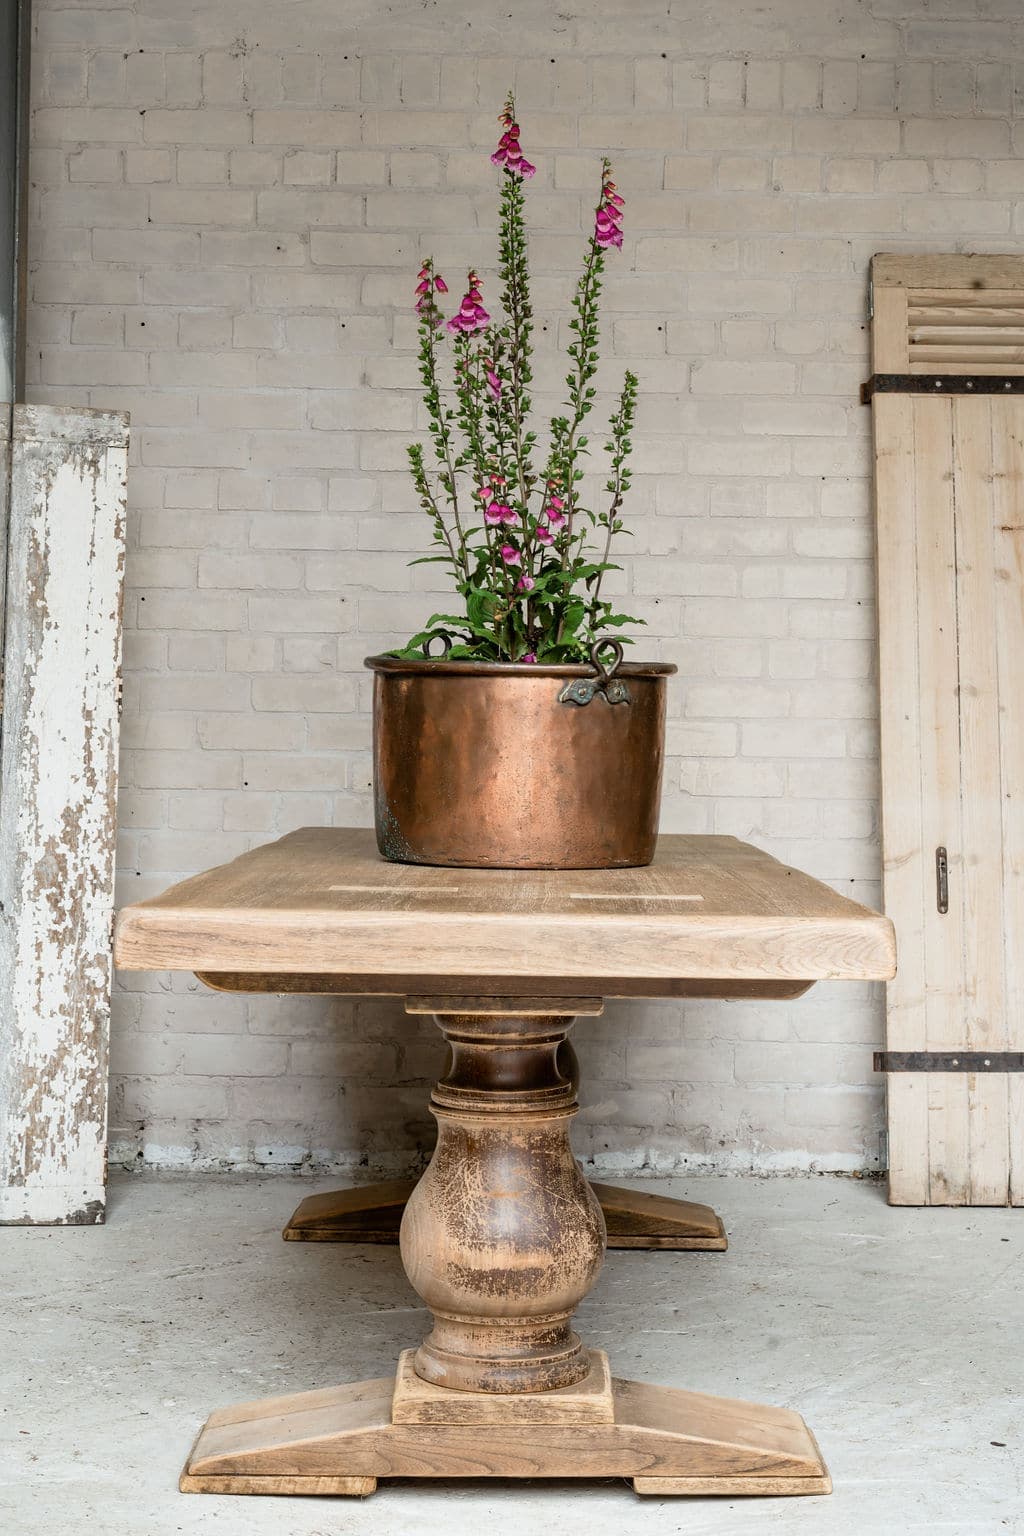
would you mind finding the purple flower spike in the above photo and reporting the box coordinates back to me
[414,260,447,328]
[447,270,490,334]
[594,166,625,251]
[492,96,536,180]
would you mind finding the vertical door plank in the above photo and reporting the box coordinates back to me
[912,397,969,1205]
[873,394,929,1203]
[871,285,910,372]
[990,396,1024,1205]
[952,398,1009,1204]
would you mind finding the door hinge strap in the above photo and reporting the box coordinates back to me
[861,373,1024,403]
[874,1051,1024,1073]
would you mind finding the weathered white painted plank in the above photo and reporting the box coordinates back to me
[0,404,128,1224]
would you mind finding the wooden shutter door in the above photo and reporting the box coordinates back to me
[869,254,1024,1206]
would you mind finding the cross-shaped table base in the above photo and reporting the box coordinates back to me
[282,1178,728,1249]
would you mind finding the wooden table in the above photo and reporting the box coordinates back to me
[114,827,895,1501]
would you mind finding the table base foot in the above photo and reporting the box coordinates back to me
[282,1179,728,1251]
[180,1352,828,1499]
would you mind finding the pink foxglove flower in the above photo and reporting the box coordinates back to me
[485,365,502,401]
[414,261,447,327]
[484,503,504,526]
[447,270,490,334]
[516,574,535,593]
[535,525,554,545]
[522,651,538,663]
[492,97,537,178]
[594,165,624,250]
[500,543,522,566]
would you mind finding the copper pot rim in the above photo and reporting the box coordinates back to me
[364,654,677,679]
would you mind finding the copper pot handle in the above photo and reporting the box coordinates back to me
[559,638,631,707]
[423,630,454,659]
[590,637,624,681]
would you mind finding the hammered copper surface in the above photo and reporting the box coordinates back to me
[366,657,675,869]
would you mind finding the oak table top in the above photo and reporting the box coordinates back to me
[114,828,895,1505]
[113,825,896,990]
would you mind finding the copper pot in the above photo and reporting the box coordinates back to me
[365,644,675,869]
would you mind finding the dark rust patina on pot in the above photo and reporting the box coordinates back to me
[365,643,675,869]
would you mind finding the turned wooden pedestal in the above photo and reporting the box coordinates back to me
[282,1033,727,1251]
[181,999,828,1495]
[113,827,896,1502]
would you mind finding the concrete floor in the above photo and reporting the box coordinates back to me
[1,1173,1020,1535]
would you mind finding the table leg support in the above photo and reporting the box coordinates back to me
[183,1005,825,1500]
[282,1043,726,1251]
[283,1178,726,1249]
[181,1351,829,1496]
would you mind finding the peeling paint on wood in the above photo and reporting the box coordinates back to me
[0,404,128,1224]
[0,419,9,646]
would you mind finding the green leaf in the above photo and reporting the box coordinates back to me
[599,611,645,629]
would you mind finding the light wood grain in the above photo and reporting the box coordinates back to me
[915,397,970,1204]
[991,398,1024,1205]
[873,254,1024,290]
[872,392,929,1202]
[634,1471,830,1496]
[872,256,1024,375]
[180,1366,829,1496]
[405,994,603,1015]
[281,1178,728,1250]
[952,397,1009,1203]
[871,283,908,371]
[391,1348,614,1425]
[871,267,1024,1203]
[114,829,895,986]
[168,981,832,1501]
[910,328,1024,346]
[909,307,1024,327]
[910,346,1024,365]
[196,970,816,1001]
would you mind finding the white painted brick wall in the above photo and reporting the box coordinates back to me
[25,0,1023,1177]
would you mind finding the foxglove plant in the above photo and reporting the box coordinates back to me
[399,94,641,663]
